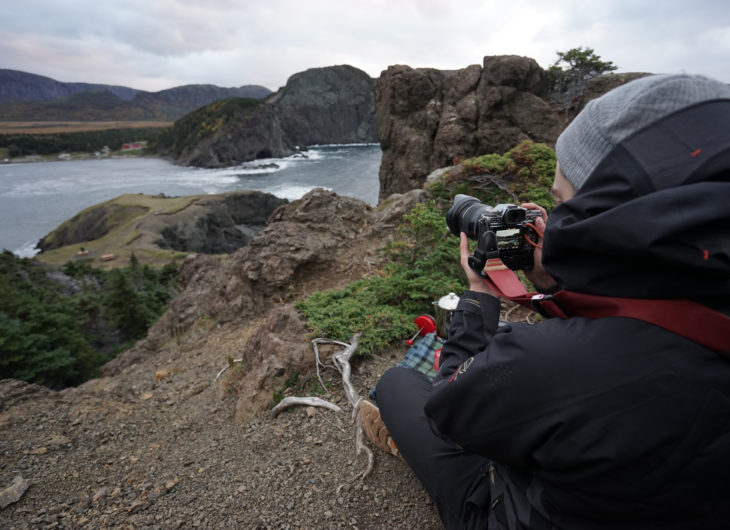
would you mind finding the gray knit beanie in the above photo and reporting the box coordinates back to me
[555,74,730,190]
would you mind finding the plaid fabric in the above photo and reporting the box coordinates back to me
[369,332,443,400]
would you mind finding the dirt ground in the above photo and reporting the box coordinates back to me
[0,316,445,529]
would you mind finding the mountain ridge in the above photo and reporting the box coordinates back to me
[0,69,272,121]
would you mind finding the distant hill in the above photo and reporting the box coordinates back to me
[153,65,378,168]
[0,69,272,121]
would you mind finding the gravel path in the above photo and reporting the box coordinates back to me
[0,320,443,529]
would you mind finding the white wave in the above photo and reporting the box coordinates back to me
[264,184,331,201]
[308,143,380,148]
[14,241,41,258]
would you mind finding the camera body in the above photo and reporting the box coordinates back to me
[446,194,541,271]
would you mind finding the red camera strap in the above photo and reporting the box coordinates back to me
[483,259,730,357]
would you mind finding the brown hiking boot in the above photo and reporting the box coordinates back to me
[360,400,401,458]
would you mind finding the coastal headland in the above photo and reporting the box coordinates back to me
[34,190,288,268]
[0,55,647,527]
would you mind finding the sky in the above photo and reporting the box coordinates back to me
[1,0,729,92]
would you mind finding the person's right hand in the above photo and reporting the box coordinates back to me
[520,203,558,292]
[459,233,497,295]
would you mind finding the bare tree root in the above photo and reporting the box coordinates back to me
[323,334,376,493]
[311,337,350,394]
[262,334,374,491]
[269,396,342,419]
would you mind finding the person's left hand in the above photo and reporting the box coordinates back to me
[520,203,558,291]
[460,232,497,295]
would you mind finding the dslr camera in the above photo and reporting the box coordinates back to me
[446,194,541,271]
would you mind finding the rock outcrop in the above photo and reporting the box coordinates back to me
[157,192,288,254]
[169,65,378,168]
[374,55,563,200]
[268,65,378,147]
[35,191,287,268]
[101,188,426,421]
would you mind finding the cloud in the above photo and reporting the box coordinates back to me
[1,0,728,91]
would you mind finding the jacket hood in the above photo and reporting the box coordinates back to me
[543,100,730,308]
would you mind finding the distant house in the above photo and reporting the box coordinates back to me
[122,142,145,151]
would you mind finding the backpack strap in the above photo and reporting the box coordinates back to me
[483,260,730,357]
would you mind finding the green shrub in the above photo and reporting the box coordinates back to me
[427,140,557,211]
[296,201,466,355]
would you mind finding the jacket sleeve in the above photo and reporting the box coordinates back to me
[427,290,577,467]
[432,290,501,387]
[427,308,564,466]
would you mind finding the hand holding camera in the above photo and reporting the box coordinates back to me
[447,194,558,292]
[446,194,542,271]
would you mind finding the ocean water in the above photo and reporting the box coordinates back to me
[0,144,382,257]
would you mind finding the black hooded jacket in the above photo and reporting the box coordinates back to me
[425,100,730,529]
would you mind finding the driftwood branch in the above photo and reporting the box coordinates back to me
[269,396,342,419]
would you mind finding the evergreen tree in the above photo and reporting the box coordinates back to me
[548,46,618,107]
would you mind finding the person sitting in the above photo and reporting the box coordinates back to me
[365,73,730,529]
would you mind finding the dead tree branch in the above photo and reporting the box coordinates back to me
[269,396,342,419]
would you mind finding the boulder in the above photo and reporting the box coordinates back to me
[231,304,313,423]
[375,55,563,200]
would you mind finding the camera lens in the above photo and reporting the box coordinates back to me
[446,194,491,238]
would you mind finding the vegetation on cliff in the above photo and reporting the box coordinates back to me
[297,141,556,354]
[296,201,465,354]
[0,251,178,388]
[150,97,262,158]
[429,140,557,210]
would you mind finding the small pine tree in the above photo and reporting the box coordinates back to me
[548,46,618,108]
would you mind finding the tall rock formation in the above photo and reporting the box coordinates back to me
[167,65,378,168]
[374,55,563,200]
[267,65,377,147]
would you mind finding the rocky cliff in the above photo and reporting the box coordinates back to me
[374,55,563,200]
[163,65,378,168]
[0,192,442,529]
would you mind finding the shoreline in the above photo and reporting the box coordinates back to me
[3,151,157,165]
